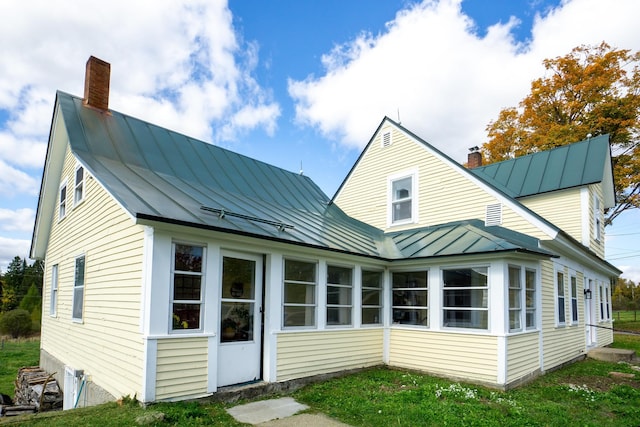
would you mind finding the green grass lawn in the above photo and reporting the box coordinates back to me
[0,338,40,397]
[613,310,640,333]
[1,335,639,426]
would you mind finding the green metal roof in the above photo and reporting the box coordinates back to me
[471,135,612,199]
[55,91,552,261]
[388,219,554,259]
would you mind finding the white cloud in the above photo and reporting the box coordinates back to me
[0,160,40,197]
[288,0,640,163]
[0,0,280,196]
[0,208,35,233]
[0,237,30,274]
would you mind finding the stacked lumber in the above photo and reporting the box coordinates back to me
[11,367,62,413]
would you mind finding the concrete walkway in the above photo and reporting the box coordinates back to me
[226,397,349,426]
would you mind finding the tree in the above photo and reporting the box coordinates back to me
[0,309,32,338]
[483,42,640,225]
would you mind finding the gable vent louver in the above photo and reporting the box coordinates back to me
[382,131,392,148]
[485,203,502,226]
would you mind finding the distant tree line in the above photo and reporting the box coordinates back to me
[0,256,43,338]
[613,277,640,312]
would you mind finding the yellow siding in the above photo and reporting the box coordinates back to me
[539,261,586,370]
[597,321,614,347]
[155,338,208,400]
[334,124,548,239]
[276,329,383,381]
[40,144,145,400]
[388,329,498,384]
[506,333,540,383]
[519,188,582,241]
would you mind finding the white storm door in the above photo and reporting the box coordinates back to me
[217,252,263,387]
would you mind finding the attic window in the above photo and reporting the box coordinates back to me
[381,131,392,148]
[485,203,502,226]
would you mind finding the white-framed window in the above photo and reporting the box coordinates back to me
[74,164,85,206]
[326,265,353,326]
[525,269,536,329]
[72,255,85,321]
[593,196,601,242]
[605,283,611,320]
[283,259,317,328]
[171,243,204,331]
[50,264,59,316]
[443,267,488,330]
[599,284,605,321]
[570,275,578,324]
[59,180,67,220]
[556,270,566,326]
[508,266,522,332]
[362,270,383,325]
[388,170,417,225]
[392,271,428,326]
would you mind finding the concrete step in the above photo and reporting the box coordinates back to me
[587,347,636,363]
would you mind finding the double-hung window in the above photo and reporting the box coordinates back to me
[594,196,601,241]
[72,255,85,321]
[570,275,578,324]
[556,271,566,325]
[50,264,59,316]
[283,259,317,327]
[326,265,353,326]
[59,181,67,220]
[392,271,428,326]
[599,284,605,321]
[525,269,536,329]
[443,267,488,329]
[508,266,521,331]
[389,171,417,225]
[171,243,204,331]
[74,165,85,205]
[362,270,382,325]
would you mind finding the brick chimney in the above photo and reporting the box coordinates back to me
[467,146,482,168]
[83,56,110,110]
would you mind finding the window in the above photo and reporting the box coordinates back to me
[171,244,204,331]
[327,265,353,326]
[72,256,85,321]
[362,270,382,325]
[50,264,59,316]
[594,196,601,241]
[525,269,536,329]
[283,259,317,327]
[392,271,428,326]
[390,175,414,224]
[508,266,521,331]
[59,182,67,219]
[74,165,85,205]
[597,282,612,321]
[443,267,488,329]
[556,271,566,325]
[570,275,578,324]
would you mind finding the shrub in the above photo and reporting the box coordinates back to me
[0,309,33,338]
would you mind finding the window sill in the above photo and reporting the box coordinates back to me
[147,332,216,340]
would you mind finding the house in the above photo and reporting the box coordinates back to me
[31,57,620,408]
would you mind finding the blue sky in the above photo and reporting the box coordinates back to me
[0,0,639,282]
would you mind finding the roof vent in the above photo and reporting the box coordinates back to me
[83,56,111,111]
[485,203,502,226]
[382,131,392,148]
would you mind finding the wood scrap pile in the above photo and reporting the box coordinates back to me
[0,366,63,417]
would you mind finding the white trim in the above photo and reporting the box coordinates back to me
[140,226,154,335]
[49,263,59,317]
[497,335,507,385]
[264,253,283,382]
[141,338,157,403]
[580,188,590,246]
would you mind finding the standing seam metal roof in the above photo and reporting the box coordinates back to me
[56,91,552,261]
